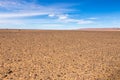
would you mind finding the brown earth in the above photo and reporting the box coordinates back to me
[0,29,120,80]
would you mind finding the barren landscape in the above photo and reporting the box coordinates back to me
[0,29,120,80]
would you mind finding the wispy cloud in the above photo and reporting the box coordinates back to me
[0,0,96,29]
[48,14,94,24]
[0,19,23,24]
[0,12,48,18]
[77,20,94,24]
[56,15,94,24]
[0,0,74,19]
[58,15,68,20]
[88,17,98,20]
[48,14,55,17]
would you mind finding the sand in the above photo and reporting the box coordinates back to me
[0,30,120,80]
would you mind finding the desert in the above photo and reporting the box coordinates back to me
[0,29,120,80]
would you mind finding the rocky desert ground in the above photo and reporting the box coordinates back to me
[0,30,120,80]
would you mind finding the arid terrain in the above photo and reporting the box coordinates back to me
[0,29,120,80]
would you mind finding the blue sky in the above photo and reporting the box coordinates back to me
[0,0,120,29]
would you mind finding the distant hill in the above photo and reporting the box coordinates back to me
[79,28,120,31]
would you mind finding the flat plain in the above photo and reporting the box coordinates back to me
[0,30,120,80]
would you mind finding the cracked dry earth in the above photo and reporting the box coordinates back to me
[0,30,120,80]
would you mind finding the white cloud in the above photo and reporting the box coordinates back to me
[0,0,25,10]
[77,20,94,24]
[48,14,55,17]
[0,18,60,25]
[47,14,94,24]
[0,0,73,18]
[58,15,68,20]
[0,12,48,18]
[58,17,94,24]
[88,17,97,20]
[0,0,95,29]
[0,19,24,25]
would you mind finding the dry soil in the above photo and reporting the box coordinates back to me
[0,30,120,80]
